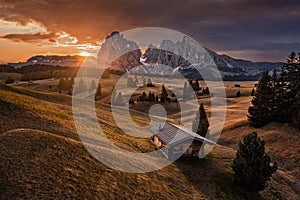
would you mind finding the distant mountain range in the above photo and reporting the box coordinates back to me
[6,32,284,81]
[8,55,93,68]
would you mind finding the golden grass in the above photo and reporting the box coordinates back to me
[0,82,299,199]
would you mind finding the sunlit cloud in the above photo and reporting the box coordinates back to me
[0,19,48,35]
[54,32,101,52]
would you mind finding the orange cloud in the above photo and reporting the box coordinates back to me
[1,32,56,43]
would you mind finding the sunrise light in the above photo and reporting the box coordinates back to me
[79,51,92,57]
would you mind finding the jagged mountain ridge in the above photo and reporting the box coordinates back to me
[6,32,283,80]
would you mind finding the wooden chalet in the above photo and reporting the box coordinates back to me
[149,121,215,159]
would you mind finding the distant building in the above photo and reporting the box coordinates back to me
[149,122,215,159]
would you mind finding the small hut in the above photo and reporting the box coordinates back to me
[149,122,215,159]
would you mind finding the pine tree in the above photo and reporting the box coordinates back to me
[251,88,255,96]
[111,88,116,105]
[134,75,139,85]
[115,92,124,106]
[147,77,153,87]
[192,103,209,137]
[183,82,193,100]
[58,78,65,90]
[281,52,300,126]
[236,90,241,97]
[248,71,275,127]
[89,80,96,92]
[160,84,168,102]
[232,132,278,191]
[194,80,200,91]
[95,84,102,100]
[183,82,188,100]
[77,78,87,93]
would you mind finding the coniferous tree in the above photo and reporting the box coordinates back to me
[192,103,209,137]
[194,80,200,91]
[77,78,87,93]
[160,84,168,102]
[95,84,102,100]
[134,75,139,85]
[89,80,96,92]
[236,90,241,97]
[183,82,188,100]
[140,92,147,101]
[127,77,135,87]
[129,99,135,105]
[232,132,278,191]
[251,88,255,96]
[281,52,300,126]
[111,88,116,105]
[58,78,66,90]
[183,81,193,100]
[115,92,124,106]
[147,77,154,87]
[248,71,274,127]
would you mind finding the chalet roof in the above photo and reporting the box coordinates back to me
[149,122,215,146]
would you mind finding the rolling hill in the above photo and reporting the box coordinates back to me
[0,83,299,199]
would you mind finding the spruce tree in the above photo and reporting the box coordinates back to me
[77,78,87,93]
[281,52,300,126]
[232,132,278,191]
[251,88,255,96]
[111,88,116,105]
[183,82,188,100]
[89,80,96,92]
[236,90,241,97]
[192,103,209,137]
[115,92,124,106]
[58,78,65,90]
[160,84,168,102]
[194,80,200,91]
[95,84,102,100]
[147,77,153,87]
[127,77,134,87]
[248,71,274,127]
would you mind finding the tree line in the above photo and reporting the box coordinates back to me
[248,52,300,128]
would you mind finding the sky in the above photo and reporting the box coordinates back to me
[0,0,300,63]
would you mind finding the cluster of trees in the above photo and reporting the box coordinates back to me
[248,52,300,128]
[4,76,14,84]
[183,80,209,100]
[127,76,154,88]
[58,78,102,98]
[58,77,74,91]
[19,65,79,81]
[127,76,138,87]
[137,91,157,102]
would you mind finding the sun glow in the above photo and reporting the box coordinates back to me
[79,51,92,57]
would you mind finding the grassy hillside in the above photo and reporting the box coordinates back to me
[0,83,298,199]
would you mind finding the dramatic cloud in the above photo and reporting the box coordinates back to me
[0,0,300,61]
[1,32,56,42]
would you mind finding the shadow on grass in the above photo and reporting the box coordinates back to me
[173,156,266,200]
